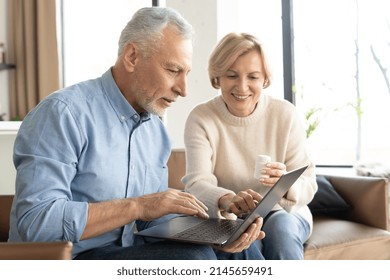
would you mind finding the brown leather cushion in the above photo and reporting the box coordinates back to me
[0,241,73,260]
[0,195,13,242]
[168,149,186,190]
[305,216,390,260]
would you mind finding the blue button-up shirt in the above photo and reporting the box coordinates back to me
[9,69,172,257]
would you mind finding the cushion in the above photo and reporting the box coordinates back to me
[308,175,351,215]
[304,216,390,260]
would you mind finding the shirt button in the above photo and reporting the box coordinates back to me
[120,115,126,121]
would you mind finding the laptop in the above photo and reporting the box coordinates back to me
[136,165,308,247]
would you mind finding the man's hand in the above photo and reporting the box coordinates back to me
[134,189,209,221]
[82,189,208,240]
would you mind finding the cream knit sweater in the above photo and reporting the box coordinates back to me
[182,94,318,235]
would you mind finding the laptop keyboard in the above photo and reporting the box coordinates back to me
[172,218,243,243]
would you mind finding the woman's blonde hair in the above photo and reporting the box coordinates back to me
[208,33,271,89]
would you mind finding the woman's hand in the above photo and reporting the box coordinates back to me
[259,162,287,187]
[217,217,265,253]
[219,189,262,217]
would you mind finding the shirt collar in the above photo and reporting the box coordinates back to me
[101,68,150,124]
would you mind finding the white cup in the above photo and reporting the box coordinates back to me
[253,154,271,179]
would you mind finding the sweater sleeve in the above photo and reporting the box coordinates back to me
[182,106,236,219]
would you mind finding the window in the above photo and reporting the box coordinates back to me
[293,0,390,165]
[224,0,390,166]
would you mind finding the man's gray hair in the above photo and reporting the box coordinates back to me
[118,7,194,57]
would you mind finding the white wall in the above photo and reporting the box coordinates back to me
[0,135,17,194]
[165,0,217,148]
[0,122,20,194]
[165,0,240,148]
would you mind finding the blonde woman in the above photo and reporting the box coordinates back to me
[183,33,317,260]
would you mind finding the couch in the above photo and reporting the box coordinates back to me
[1,149,390,260]
[167,149,390,259]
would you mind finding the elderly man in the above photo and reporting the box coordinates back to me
[9,7,263,260]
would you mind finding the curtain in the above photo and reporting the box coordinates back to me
[7,0,60,120]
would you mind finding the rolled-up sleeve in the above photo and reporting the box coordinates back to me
[63,202,88,242]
